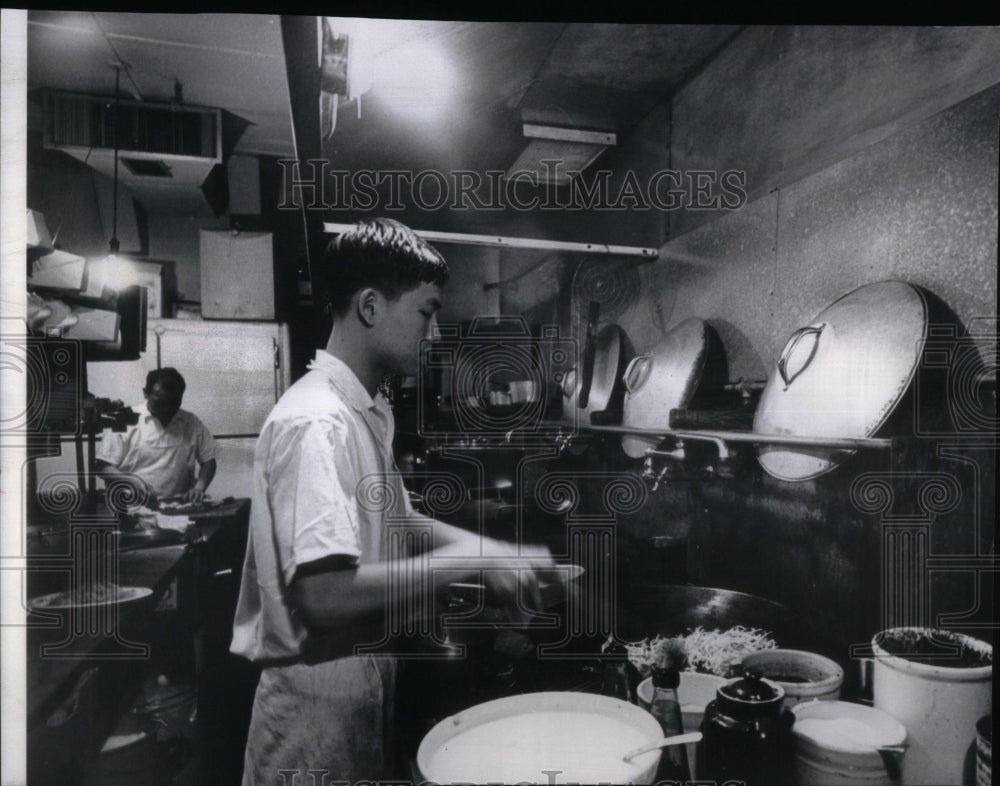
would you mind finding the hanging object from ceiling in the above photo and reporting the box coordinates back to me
[108,60,126,257]
[319,19,349,139]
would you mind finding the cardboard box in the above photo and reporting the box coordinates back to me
[62,307,120,342]
[29,249,86,291]
[26,209,53,251]
[200,230,275,320]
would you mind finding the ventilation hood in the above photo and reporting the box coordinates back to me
[507,123,617,186]
[42,91,246,217]
[505,79,650,187]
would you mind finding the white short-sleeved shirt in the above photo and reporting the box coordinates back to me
[230,350,411,662]
[96,404,217,499]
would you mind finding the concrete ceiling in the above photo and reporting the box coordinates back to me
[323,20,741,178]
[26,14,740,216]
[26,11,294,157]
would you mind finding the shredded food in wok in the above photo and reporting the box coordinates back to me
[626,626,777,678]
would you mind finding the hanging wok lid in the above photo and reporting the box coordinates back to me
[621,317,708,458]
[561,323,631,425]
[754,280,929,481]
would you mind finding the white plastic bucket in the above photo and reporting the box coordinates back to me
[871,628,992,786]
[741,649,844,707]
[792,700,908,786]
[417,691,664,785]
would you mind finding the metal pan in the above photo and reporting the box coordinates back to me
[621,317,708,458]
[615,585,839,660]
[562,324,633,427]
[754,281,930,481]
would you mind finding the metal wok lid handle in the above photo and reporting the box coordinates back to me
[777,322,827,390]
[624,354,653,396]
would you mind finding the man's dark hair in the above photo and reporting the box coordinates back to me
[145,367,186,395]
[321,218,449,316]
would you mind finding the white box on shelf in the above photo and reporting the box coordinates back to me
[29,248,86,291]
[27,209,53,250]
[62,307,120,342]
[200,230,275,320]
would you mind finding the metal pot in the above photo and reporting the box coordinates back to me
[416,691,665,784]
[562,323,633,426]
[755,280,932,481]
[621,317,709,458]
[615,585,835,658]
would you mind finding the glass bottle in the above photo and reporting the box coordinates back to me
[649,664,691,783]
[600,638,641,704]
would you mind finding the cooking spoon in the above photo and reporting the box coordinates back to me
[622,732,703,763]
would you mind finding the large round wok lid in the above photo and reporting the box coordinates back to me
[561,323,631,425]
[755,281,928,481]
[621,317,708,458]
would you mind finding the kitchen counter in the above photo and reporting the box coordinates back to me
[25,498,251,785]
[27,542,188,725]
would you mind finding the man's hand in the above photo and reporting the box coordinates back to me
[182,486,207,504]
[478,540,554,623]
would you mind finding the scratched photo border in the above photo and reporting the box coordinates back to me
[2,11,30,784]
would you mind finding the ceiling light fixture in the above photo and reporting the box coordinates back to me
[87,59,138,297]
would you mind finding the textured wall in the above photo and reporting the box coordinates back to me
[670,25,1000,237]
[603,83,998,652]
[623,84,999,374]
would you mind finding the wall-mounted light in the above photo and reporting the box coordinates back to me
[322,17,456,125]
[370,42,455,122]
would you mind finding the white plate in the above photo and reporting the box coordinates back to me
[28,586,153,611]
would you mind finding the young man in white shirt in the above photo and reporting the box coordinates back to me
[231,218,552,784]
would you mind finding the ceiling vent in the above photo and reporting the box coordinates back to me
[506,80,625,187]
[507,123,616,186]
[43,91,228,217]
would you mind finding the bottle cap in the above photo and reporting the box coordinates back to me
[650,665,680,689]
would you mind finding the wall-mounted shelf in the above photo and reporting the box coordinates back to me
[409,420,893,453]
[578,423,893,451]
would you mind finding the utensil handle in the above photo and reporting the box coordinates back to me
[622,732,703,763]
[561,368,577,400]
[623,355,652,396]
[777,322,826,390]
[578,301,601,409]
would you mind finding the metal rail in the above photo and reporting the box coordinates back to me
[322,222,658,258]
[581,424,892,450]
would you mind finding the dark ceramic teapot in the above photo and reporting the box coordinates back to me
[696,670,796,786]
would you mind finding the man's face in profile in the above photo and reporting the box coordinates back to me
[144,380,183,424]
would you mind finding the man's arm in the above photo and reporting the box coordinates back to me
[94,459,158,508]
[291,538,552,633]
[403,509,494,553]
[184,458,217,503]
[277,417,553,636]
